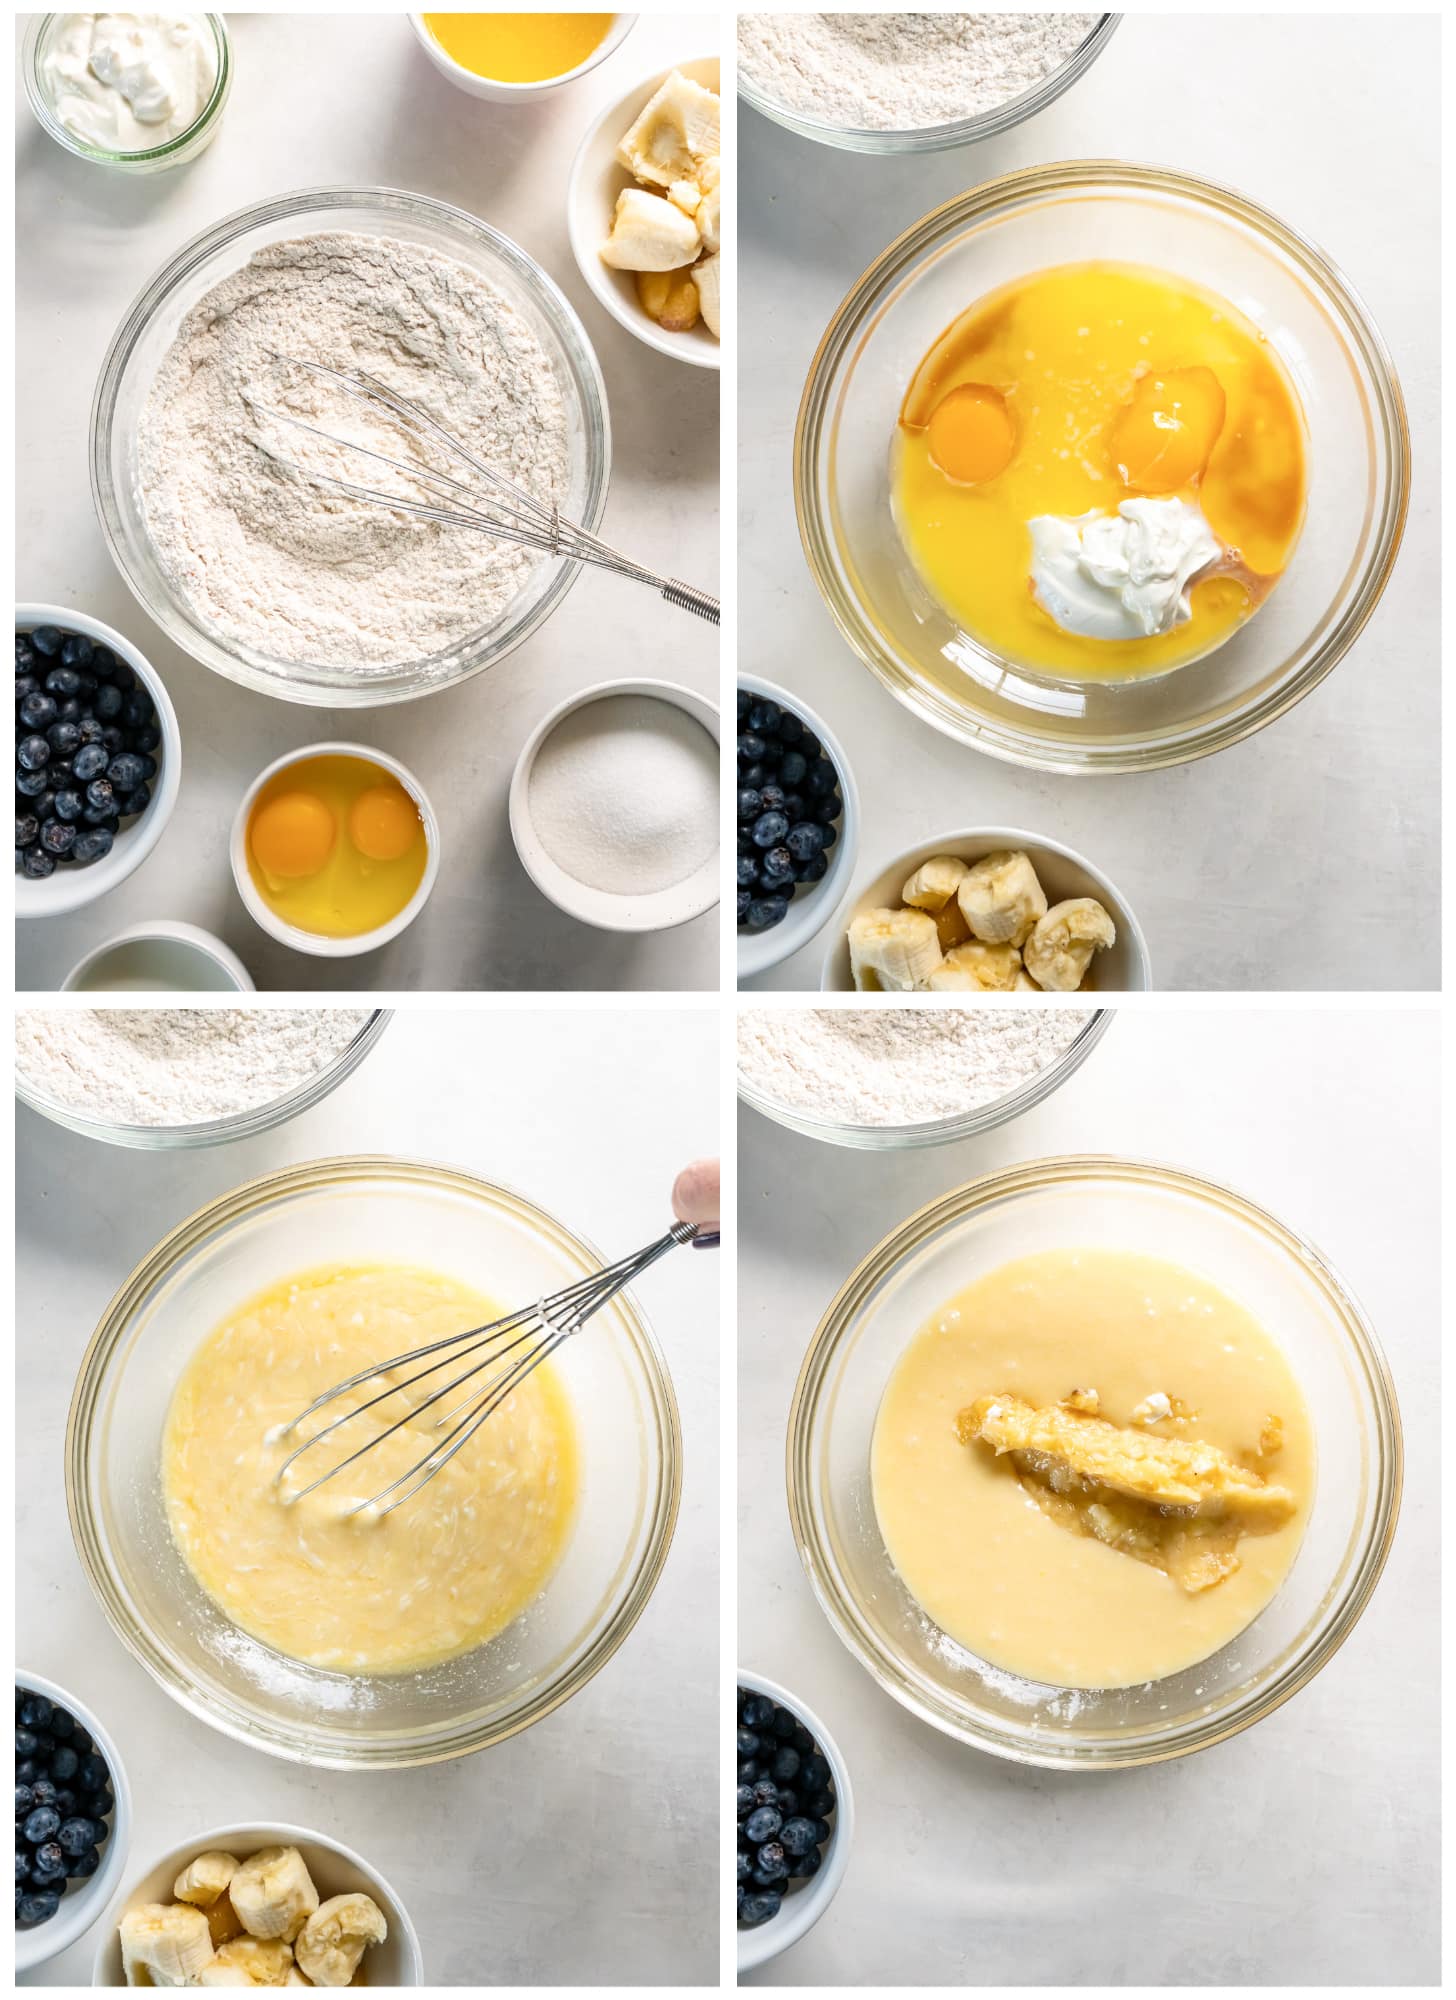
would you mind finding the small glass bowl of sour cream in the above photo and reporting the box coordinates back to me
[23,14,231,172]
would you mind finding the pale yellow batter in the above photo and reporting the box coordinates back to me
[163,1264,579,1674]
[871,1249,1314,1688]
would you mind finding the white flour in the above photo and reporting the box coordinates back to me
[16,1008,372,1125]
[737,1006,1091,1126]
[528,695,718,895]
[737,12,1100,129]
[140,232,569,673]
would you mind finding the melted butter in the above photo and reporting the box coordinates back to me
[871,1248,1315,1689]
[163,1263,579,1674]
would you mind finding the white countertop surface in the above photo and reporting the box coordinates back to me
[15,12,720,993]
[738,1004,1438,1985]
[16,1004,719,1985]
[738,13,1439,992]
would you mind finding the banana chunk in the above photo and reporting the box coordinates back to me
[847,907,942,991]
[207,1897,247,1948]
[200,1937,296,1986]
[926,941,1022,992]
[229,1848,319,1945]
[1023,897,1116,992]
[119,1902,214,1987]
[600,188,700,272]
[695,253,720,340]
[901,854,968,913]
[957,849,1047,947]
[617,70,720,188]
[175,1852,241,1908]
[697,183,721,256]
[295,1894,389,1988]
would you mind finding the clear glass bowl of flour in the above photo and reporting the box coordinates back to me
[90,187,610,706]
[68,1157,682,1767]
[737,1007,1111,1150]
[789,1155,1402,1767]
[15,1009,391,1149]
[736,13,1118,154]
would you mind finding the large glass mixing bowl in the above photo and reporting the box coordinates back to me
[796,163,1409,772]
[67,1158,681,1767]
[91,187,609,706]
[788,1156,1401,1767]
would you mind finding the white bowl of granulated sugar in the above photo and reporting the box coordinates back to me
[509,678,719,933]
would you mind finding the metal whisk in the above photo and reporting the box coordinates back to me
[253,356,719,625]
[274,1220,717,1518]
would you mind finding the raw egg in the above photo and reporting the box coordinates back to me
[926,383,1016,484]
[1111,366,1226,491]
[246,754,427,939]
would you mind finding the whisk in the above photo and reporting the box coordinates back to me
[274,1220,717,1519]
[253,356,719,625]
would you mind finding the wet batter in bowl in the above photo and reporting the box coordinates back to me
[163,1264,579,1673]
[871,1248,1314,1688]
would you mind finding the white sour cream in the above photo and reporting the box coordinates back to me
[40,14,217,152]
[1028,497,1223,642]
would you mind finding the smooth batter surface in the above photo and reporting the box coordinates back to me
[164,1264,579,1673]
[871,1249,1314,1688]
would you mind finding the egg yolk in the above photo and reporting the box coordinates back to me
[250,790,336,879]
[926,383,1017,485]
[349,785,420,863]
[1111,366,1226,492]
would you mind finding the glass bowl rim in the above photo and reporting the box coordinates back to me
[66,1152,684,1766]
[794,158,1412,774]
[15,1008,392,1149]
[22,12,232,166]
[88,183,612,707]
[737,13,1120,154]
[786,1150,1403,1767]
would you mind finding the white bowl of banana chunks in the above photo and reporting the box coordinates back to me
[93,1823,423,1986]
[820,828,1151,994]
[567,55,721,367]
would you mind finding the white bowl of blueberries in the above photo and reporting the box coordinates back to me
[737,676,859,985]
[16,605,180,919]
[15,1673,130,1973]
[737,1673,854,1974]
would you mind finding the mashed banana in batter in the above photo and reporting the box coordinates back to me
[871,1248,1314,1688]
[163,1264,579,1673]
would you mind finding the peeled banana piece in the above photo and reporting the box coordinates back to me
[695,253,721,340]
[957,850,1047,947]
[600,188,700,272]
[295,1893,389,1988]
[119,1902,214,1987]
[228,1847,319,1945]
[926,941,1023,992]
[1023,897,1116,992]
[617,70,720,188]
[175,1852,241,1909]
[200,1937,296,1987]
[847,907,942,991]
[901,854,968,912]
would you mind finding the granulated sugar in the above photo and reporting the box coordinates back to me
[16,1008,372,1126]
[737,12,1100,131]
[737,1006,1091,1126]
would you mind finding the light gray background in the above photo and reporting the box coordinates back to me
[738,1006,1439,1985]
[740,14,1439,992]
[17,1006,719,1985]
[15,12,719,993]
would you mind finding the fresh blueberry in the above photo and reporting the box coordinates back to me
[15,1727,38,1757]
[778,750,808,786]
[792,1845,823,1880]
[52,1789,77,1818]
[737,1849,752,1883]
[15,1757,39,1785]
[750,1779,779,1810]
[100,725,124,753]
[770,1745,801,1782]
[814,796,841,826]
[806,759,837,798]
[34,1843,65,1878]
[58,1817,97,1857]
[71,1848,102,1879]
[760,847,795,885]
[738,1758,760,1785]
[747,700,781,733]
[755,1842,788,1880]
[77,1755,108,1793]
[770,1707,798,1740]
[746,895,788,931]
[799,1753,830,1792]
[43,665,81,697]
[93,682,123,721]
[741,1695,774,1729]
[48,1746,78,1782]
[758,734,784,765]
[818,821,837,849]
[76,717,105,744]
[85,778,115,816]
[779,1816,819,1858]
[106,752,146,792]
[45,720,81,757]
[55,696,84,724]
[737,788,762,822]
[750,811,789,849]
[785,822,824,861]
[53,789,84,823]
[737,889,751,923]
[18,691,57,729]
[797,853,828,884]
[40,821,76,858]
[736,1784,755,1819]
[72,743,107,782]
[29,1777,58,1808]
[739,761,766,789]
[90,645,116,679]
[738,1891,781,1927]
[774,1787,799,1818]
[15,1782,34,1813]
[17,1889,60,1925]
[17,734,50,771]
[757,784,786,815]
[736,688,751,720]
[20,847,54,878]
[59,634,94,669]
[29,626,63,659]
[14,1851,28,1884]
[81,1786,113,1820]
[23,1806,60,1844]
[737,732,766,765]
[744,1807,782,1843]
[737,854,759,888]
[810,1816,833,1844]
[799,729,821,756]
[118,784,151,817]
[737,1727,760,1759]
[122,691,154,729]
[776,710,802,743]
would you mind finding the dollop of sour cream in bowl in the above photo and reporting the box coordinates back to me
[38,13,219,153]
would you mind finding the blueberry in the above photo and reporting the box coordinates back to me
[59,633,93,669]
[750,1779,779,1810]
[23,1806,60,1843]
[55,696,83,724]
[746,700,781,733]
[792,1845,822,1880]
[741,1695,774,1729]
[810,1815,833,1844]
[72,743,107,782]
[15,1781,34,1813]
[90,645,117,679]
[786,822,824,861]
[15,1726,38,1757]
[29,626,63,658]
[18,691,57,729]
[736,1849,752,1885]
[14,673,38,701]
[736,1784,755,1819]
[750,811,789,849]
[77,1755,107,1793]
[34,1842,65,1878]
[49,1745,78,1781]
[758,735,783,766]
[85,778,116,815]
[755,1842,788,1880]
[746,895,788,931]
[760,847,794,885]
[15,1757,39,1784]
[799,728,821,756]
[100,725,125,753]
[93,682,123,720]
[814,796,841,825]
[736,854,759,889]
[738,1758,761,1785]
[118,784,151,817]
[736,688,751,720]
[17,734,50,771]
[110,659,135,691]
[29,1777,57,1807]
[15,764,50,797]
[770,1707,797,1740]
[14,1852,27,1884]
[818,820,837,849]
[799,1754,830,1792]
[71,1847,102,1879]
[780,793,807,822]
[81,1786,113,1820]
[20,847,54,878]
[779,1816,819,1857]
[770,1745,801,1782]
[737,732,766,764]
[775,1787,799,1817]
[17,1889,60,1925]
[739,761,766,788]
[122,691,154,728]
[58,1817,96,1857]
[757,784,786,815]
[797,853,828,884]
[778,750,808,786]
[737,788,762,822]
[45,720,81,757]
[39,821,76,858]
[776,711,802,743]
[69,1728,92,1756]
[806,759,837,798]
[106,752,146,791]
[744,1807,781,1843]
[53,789,84,822]
[738,1890,780,1927]
[52,1788,77,1818]
[43,665,81,697]
[77,717,105,744]
[736,1727,760,1759]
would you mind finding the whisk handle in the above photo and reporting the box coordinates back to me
[660,578,721,625]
